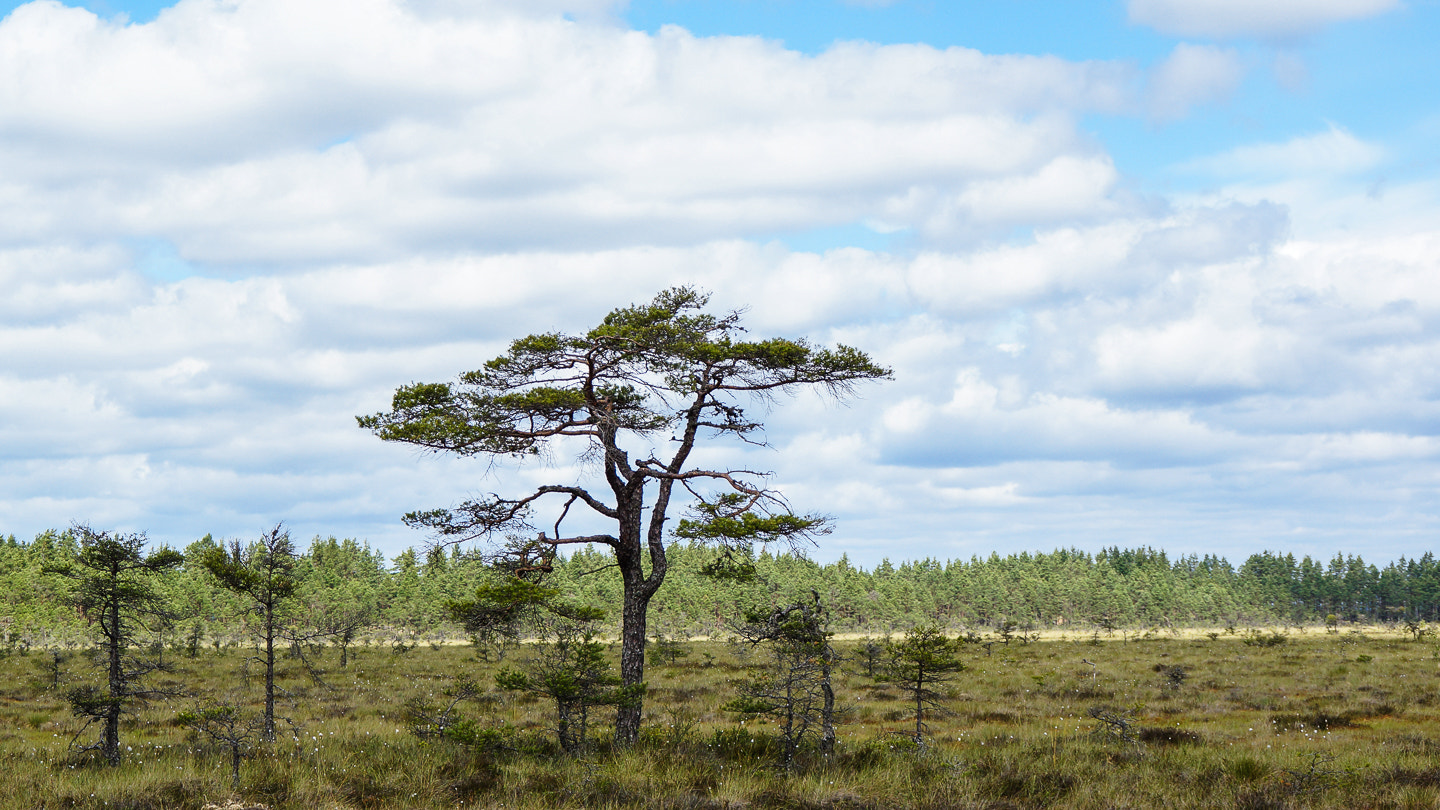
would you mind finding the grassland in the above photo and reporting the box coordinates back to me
[2,628,1439,809]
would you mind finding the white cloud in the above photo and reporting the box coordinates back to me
[1167,129,1434,242]
[1147,43,1244,122]
[880,368,1243,468]
[1128,0,1402,39]
[0,0,1141,259]
[4,211,1440,561]
[883,154,1123,241]
[1094,306,1292,393]
[1181,125,1384,178]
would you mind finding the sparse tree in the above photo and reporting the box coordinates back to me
[198,525,300,741]
[450,570,637,755]
[404,675,483,741]
[43,526,183,765]
[1403,618,1428,642]
[884,625,963,746]
[359,286,889,744]
[648,628,691,667]
[495,610,638,755]
[318,604,373,669]
[41,646,72,690]
[996,619,1018,644]
[447,569,557,647]
[857,636,886,678]
[726,591,841,767]
[178,703,267,789]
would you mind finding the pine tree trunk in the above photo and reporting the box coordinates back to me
[558,702,574,754]
[783,679,796,769]
[820,665,836,755]
[104,596,123,766]
[264,602,276,742]
[914,664,925,745]
[614,584,648,746]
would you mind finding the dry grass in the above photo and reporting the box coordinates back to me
[1,630,1438,808]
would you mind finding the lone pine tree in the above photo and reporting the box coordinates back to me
[359,286,889,745]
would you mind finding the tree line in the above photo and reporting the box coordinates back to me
[3,530,1437,652]
[560,544,1440,631]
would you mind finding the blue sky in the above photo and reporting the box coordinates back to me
[637,0,1440,191]
[1,0,1438,567]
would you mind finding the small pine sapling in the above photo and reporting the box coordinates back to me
[883,625,963,746]
[857,636,886,678]
[649,629,691,667]
[178,704,268,789]
[453,570,637,754]
[403,676,510,749]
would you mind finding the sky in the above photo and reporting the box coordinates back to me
[2,0,1439,568]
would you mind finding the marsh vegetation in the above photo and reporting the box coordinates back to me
[3,629,1439,809]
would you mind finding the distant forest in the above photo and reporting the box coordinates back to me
[2,530,1438,647]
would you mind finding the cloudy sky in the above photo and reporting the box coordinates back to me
[2,0,1438,567]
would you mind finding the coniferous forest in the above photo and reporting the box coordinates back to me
[3,529,1438,649]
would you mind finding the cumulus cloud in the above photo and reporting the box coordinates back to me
[1168,127,1420,240]
[0,1,1141,261]
[1128,0,1402,39]
[5,211,1440,560]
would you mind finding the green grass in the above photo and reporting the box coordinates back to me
[2,631,1439,808]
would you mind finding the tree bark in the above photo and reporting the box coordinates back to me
[614,581,649,746]
[820,668,836,755]
[914,662,925,745]
[104,594,122,766]
[263,602,276,742]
